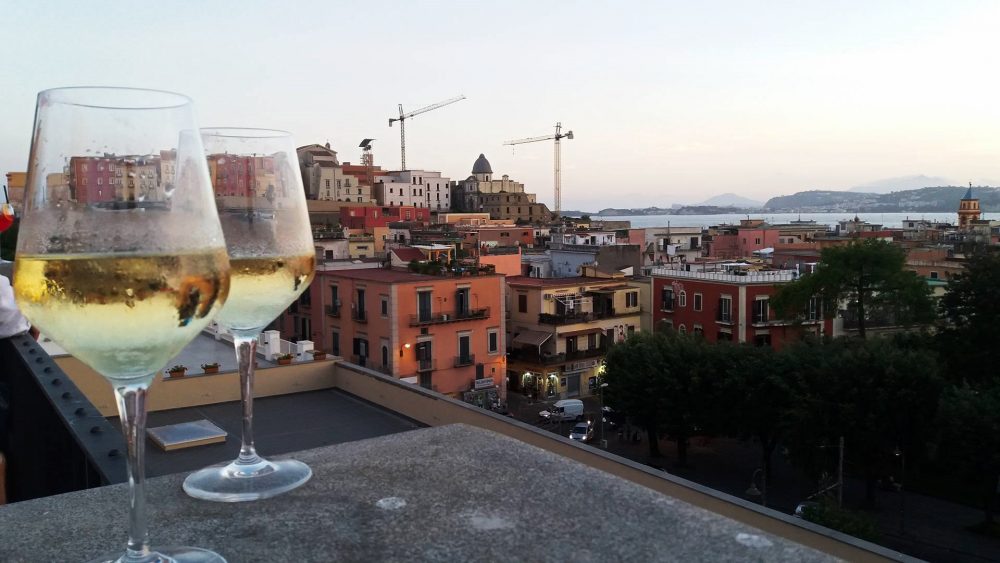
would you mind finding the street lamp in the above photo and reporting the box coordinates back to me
[599,382,609,449]
[894,446,906,535]
[746,468,767,507]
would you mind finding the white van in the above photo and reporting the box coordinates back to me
[539,399,585,421]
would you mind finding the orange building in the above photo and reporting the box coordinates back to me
[306,268,506,401]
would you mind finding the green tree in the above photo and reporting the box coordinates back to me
[937,385,1000,529]
[783,336,943,505]
[936,247,1000,387]
[718,344,796,493]
[604,331,717,464]
[773,239,934,338]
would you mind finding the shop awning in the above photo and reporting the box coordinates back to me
[559,327,605,338]
[512,330,552,347]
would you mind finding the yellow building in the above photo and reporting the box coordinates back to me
[4,172,26,206]
[506,275,641,399]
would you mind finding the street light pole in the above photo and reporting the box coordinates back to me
[599,382,609,449]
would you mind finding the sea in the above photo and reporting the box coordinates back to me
[591,212,1000,229]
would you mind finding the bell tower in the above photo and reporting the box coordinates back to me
[958,182,981,230]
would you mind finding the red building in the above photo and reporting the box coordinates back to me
[207,154,275,198]
[341,163,386,186]
[339,205,429,229]
[650,267,827,350]
[69,156,118,203]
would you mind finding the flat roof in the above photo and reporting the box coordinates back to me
[507,276,623,288]
[114,389,421,478]
[328,268,499,283]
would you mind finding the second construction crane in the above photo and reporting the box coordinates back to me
[504,122,574,216]
[389,95,466,170]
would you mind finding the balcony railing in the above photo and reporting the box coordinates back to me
[352,309,368,323]
[565,345,609,361]
[454,354,476,368]
[409,307,490,327]
[538,312,592,325]
[417,358,436,372]
[507,348,566,365]
[325,304,341,318]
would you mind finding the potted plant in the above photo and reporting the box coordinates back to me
[276,353,294,366]
[311,350,327,361]
[201,362,220,374]
[166,365,187,379]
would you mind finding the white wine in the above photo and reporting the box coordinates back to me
[14,251,230,381]
[215,255,315,335]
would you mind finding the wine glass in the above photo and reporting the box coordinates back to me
[13,87,229,562]
[182,128,316,502]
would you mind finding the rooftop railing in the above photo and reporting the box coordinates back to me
[650,267,799,283]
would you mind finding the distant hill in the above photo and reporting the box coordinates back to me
[764,186,1000,212]
[848,175,951,193]
[699,193,763,208]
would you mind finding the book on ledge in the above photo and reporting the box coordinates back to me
[147,420,227,451]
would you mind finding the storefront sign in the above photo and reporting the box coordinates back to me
[474,377,494,390]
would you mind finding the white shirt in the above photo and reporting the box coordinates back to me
[0,274,31,338]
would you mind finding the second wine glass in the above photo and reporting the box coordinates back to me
[183,128,316,502]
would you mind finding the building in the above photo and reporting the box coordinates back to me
[628,226,704,266]
[339,205,430,230]
[373,170,452,211]
[451,154,552,223]
[304,268,506,400]
[4,172,25,206]
[297,144,372,203]
[506,276,641,400]
[649,266,825,349]
[958,184,982,230]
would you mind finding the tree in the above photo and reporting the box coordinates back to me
[783,336,943,506]
[937,385,1000,530]
[603,331,717,464]
[718,344,796,493]
[936,247,1000,387]
[773,239,935,338]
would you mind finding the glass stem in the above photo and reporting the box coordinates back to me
[113,383,151,561]
[235,335,261,464]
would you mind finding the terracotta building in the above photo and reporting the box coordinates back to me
[285,268,506,401]
[649,266,827,350]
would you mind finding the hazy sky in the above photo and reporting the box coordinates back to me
[2,1,999,210]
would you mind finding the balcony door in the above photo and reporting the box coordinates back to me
[418,291,432,322]
[458,335,470,363]
[456,288,470,316]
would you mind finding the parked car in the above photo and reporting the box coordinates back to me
[568,421,594,442]
[539,399,585,421]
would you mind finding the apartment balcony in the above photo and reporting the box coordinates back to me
[325,304,341,318]
[0,335,911,563]
[408,307,490,327]
[417,358,436,372]
[453,354,476,368]
[565,344,609,361]
[507,347,566,366]
[352,308,368,323]
[538,312,593,325]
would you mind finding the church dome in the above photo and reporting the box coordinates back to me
[472,153,493,175]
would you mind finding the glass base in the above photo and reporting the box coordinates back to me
[183,457,312,502]
[89,546,226,563]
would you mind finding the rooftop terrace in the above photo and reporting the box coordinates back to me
[0,335,914,562]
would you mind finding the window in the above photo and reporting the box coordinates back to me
[678,324,686,334]
[678,291,687,308]
[488,329,499,354]
[693,293,703,311]
[807,296,820,320]
[754,334,772,347]
[381,296,389,317]
[661,287,674,311]
[331,331,340,356]
[337,180,342,188]
[717,331,733,342]
[718,296,732,322]
[752,298,769,324]
[458,334,472,364]
[692,325,704,336]
[417,290,432,322]
[930,271,939,279]
[518,294,527,313]
[626,291,638,308]
[588,333,597,349]
[325,179,330,188]
[755,238,761,245]
[455,288,470,316]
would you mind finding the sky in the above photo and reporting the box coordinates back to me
[2,0,999,211]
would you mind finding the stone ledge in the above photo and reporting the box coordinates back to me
[0,424,834,562]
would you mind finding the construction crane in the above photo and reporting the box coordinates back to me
[504,122,574,216]
[388,95,466,170]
